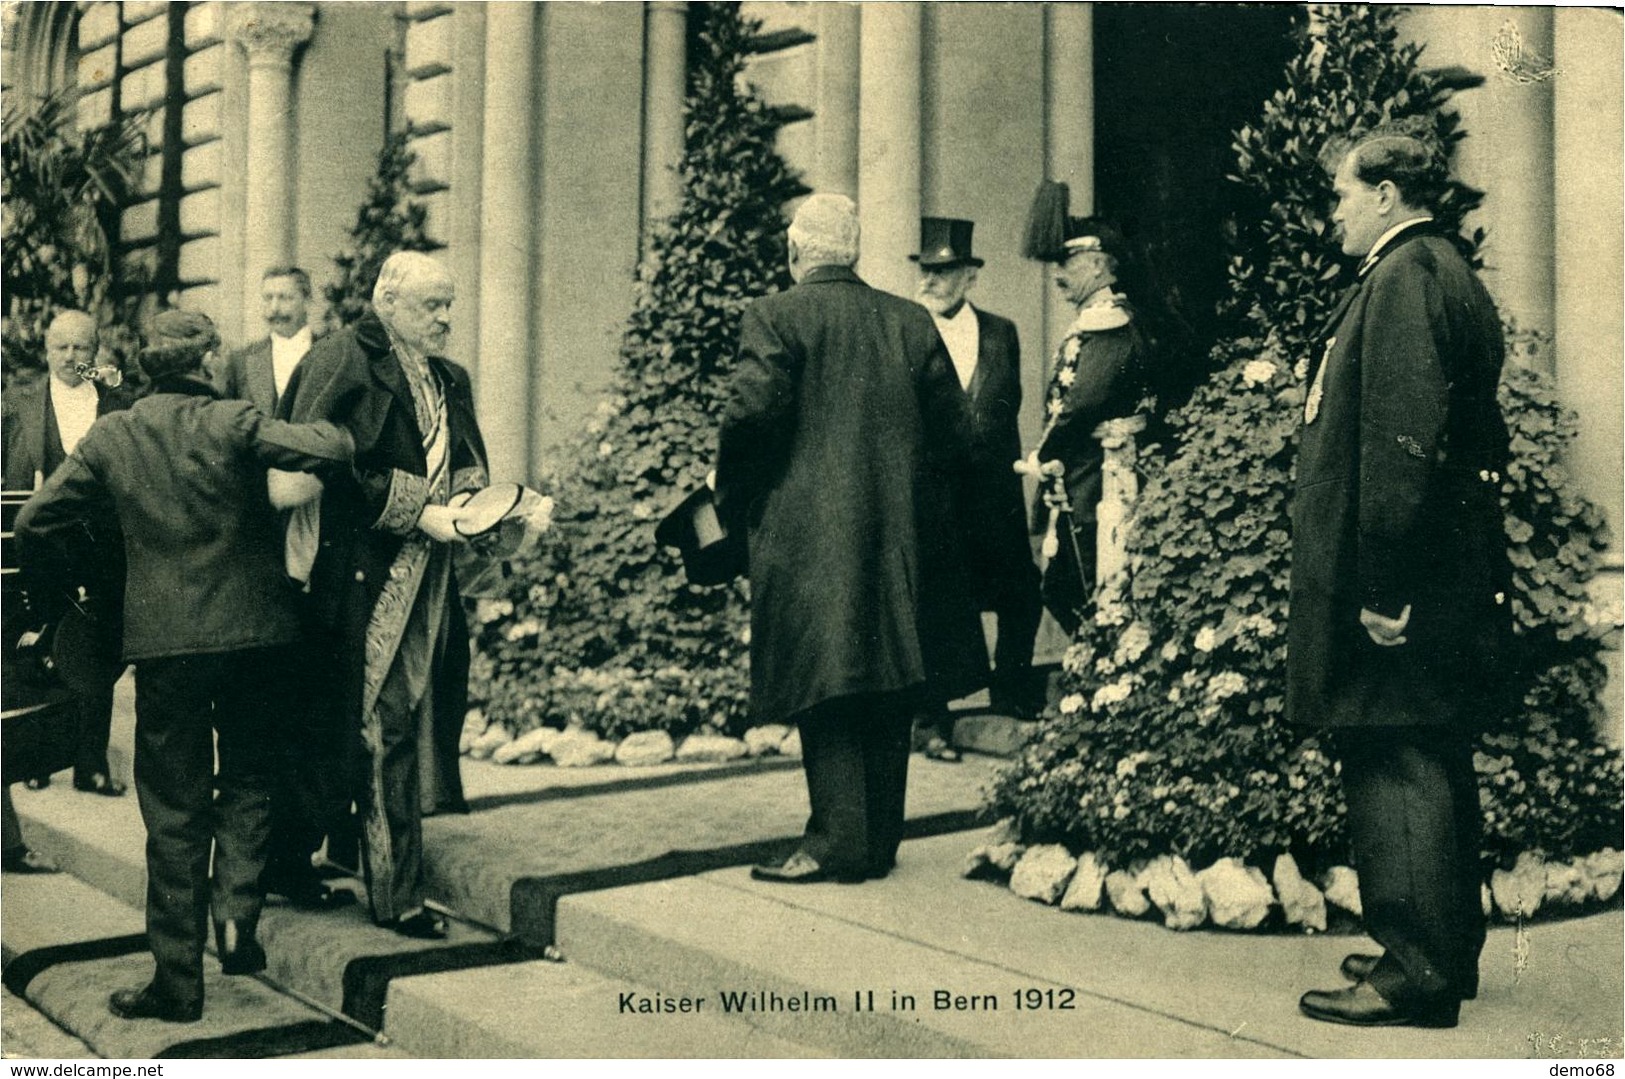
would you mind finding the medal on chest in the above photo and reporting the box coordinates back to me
[1304,336,1334,425]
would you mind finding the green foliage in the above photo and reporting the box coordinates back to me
[992,6,1621,888]
[323,130,434,329]
[470,3,802,741]
[1,89,149,385]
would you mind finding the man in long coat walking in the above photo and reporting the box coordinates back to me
[717,193,979,884]
[1289,123,1511,1029]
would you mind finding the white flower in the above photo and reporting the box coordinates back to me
[1091,677,1134,711]
[1047,397,1063,418]
[1208,671,1248,702]
[1094,600,1130,628]
[1115,751,1153,779]
[1293,357,1310,381]
[1167,686,1182,703]
[1161,640,1180,663]
[1242,359,1278,386]
[597,440,614,458]
[1058,693,1084,715]
[1194,626,1220,652]
[1062,643,1094,675]
[1117,622,1152,664]
[1063,337,1082,361]
[503,618,542,642]
[1058,367,1077,387]
[1242,614,1279,638]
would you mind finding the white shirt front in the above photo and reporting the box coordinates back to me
[1359,215,1434,276]
[270,324,314,398]
[932,302,981,391]
[50,376,99,458]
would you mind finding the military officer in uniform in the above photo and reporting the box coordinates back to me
[1290,122,1511,1029]
[1019,184,1153,635]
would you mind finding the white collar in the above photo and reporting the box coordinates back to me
[1359,215,1433,275]
[933,301,977,327]
[271,324,313,351]
[51,375,97,399]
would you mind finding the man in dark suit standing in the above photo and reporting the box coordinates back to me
[213,265,351,912]
[1290,123,1511,1029]
[16,310,354,1022]
[214,266,315,414]
[911,217,1042,745]
[2,309,132,798]
[717,194,979,884]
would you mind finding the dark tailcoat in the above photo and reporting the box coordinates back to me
[715,264,984,724]
[215,339,279,414]
[959,307,1030,566]
[281,313,489,817]
[1287,224,1512,732]
[2,376,133,490]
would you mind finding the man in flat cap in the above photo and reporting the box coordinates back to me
[282,251,488,938]
[911,218,1041,746]
[1290,121,1511,1029]
[717,194,978,883]
[16,309,355,1023]
[2,309,133,799]
[1020,183,1154,634]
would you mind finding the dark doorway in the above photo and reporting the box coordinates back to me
[1093,4,1299,381]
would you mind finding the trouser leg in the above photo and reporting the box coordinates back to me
[362,655,429,923]
[795,700,870,875]
[1,786,23,853]
[989,557,1042,707]
[72,684,117,781]
[1339,728,1483,1007]
[859,698,914,873]
[133,656,220,1007]
[211,647,281,932]
[265,633,342,889]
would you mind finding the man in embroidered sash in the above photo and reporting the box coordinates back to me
[283,252,488,939]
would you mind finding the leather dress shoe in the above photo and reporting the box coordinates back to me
[750,850,865,885]
[1340,953,1477,999]
[386,909,448,939]
[23,776,50,791]
[1299,982,1458,1028]
[271,877,358,911]
[216,920,267,975]
[108,985,203,1023]
[1,846,60,874]
[72,772,127,797]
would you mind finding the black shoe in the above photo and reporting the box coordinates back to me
[1298,982,1458,1028]
[989,696,1037,721]
[0,846,59,874]
[270,877,358,911]
[23,776,50,791]
[920,736,962,763]
[385,910,448,940]
[750,850,865,885]
[1340,953,1477,1000]
[215,920,267,976]
[108,985,202,1023]
[72,772,127,797]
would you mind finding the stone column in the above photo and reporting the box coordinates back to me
[641,1,687,236]
[228,2,314,335]
[1043,2,1094,353]
[476,2,537,482]
[814,4,860,198]
[856,2,921,298]
[449,4,487,379]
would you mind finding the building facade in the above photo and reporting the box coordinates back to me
[4,1,1621,726]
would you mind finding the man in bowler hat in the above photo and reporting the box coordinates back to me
[16,310,354,1023]
[717,194,980,883]
[911,217,1042,743]
[1290,122,1511,1028]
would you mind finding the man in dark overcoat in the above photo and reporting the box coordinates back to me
[911,217,1042,734]
[2,309,133,798]
[16,310,354,1022]
[716,193,980,884]
[214,265,351,912]
[282,251,487,938]
[1290,125,1511,1029]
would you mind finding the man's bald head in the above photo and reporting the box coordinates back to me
[372,251,454,356]
[44,309,99,386]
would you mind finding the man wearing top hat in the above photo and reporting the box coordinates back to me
[15,309,355,1022]
[716,194,980,884]
[911,218,1042,741]
[2,309,134,799]
[1019,183,1154,635]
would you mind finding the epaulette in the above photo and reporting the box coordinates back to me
[1072,300,1130,334]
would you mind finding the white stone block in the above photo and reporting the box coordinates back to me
[1584,848,1623,902]
[139,150,165,196]
[77,88,114,131]
[405,74,453,134]
[1058,852,1107,912]
[183,141,223,190]
[1140,854,1207,930]
[77,44,119,91]
[1104,867,1151,917]
[184,2,224,49]
[1491,852,1546,920]
[122,1,169,27]
[743,724,792,756]
[122,199,160,245]
[1009,844,1077,904]
[1198,857,1274,930]
[1272,853,1327,932]
[121,59,167,112]
[615,730,676,767]
[404,14,453,77]
[408,130,451,190]
[962,841,1025,879]
[121,14,170,70]
[549,729,614,768]
[177,235,222,284]
[467,723,513,760]
[1321,866,1362,918]
[179,189,220,237]
[183,43,225,97]
[182,92,222,145]
[674,733,749,763]
[78,4,122,51]
[777,728,801,758]
[458,707,488,754]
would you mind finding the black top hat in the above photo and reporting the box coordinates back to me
[909,217,984,269]
[655,485,746,586]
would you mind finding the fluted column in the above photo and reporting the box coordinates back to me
[476,2,537,482]
[1043,2,1094,353]
[641,2,687,236]
[856,2,920,298]
[814,4,860,198]
[229,2,314,335]
[449,4,487,380]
